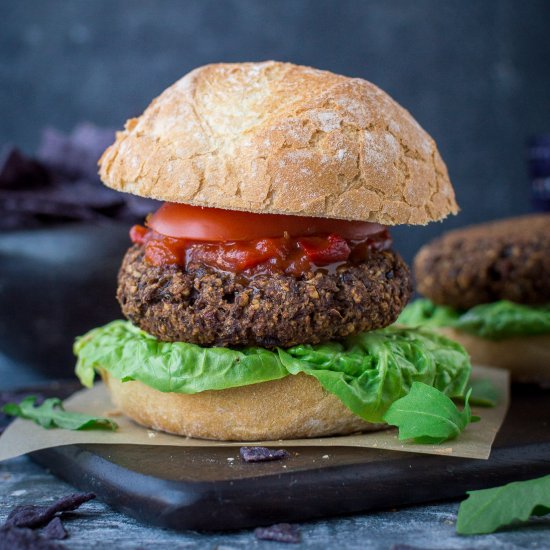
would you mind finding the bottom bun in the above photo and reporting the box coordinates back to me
[102,371,385,440]
[437,328,550,386]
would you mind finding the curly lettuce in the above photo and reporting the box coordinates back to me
[398,299,550,340]
[74,321,471,423]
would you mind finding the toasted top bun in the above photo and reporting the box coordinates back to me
[99,61,457,225]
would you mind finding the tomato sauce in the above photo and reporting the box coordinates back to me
[130,225,392,277]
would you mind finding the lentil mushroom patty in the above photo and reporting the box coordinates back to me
[117,245,412,347]
[414,214,550,310]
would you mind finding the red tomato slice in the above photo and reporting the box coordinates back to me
[148,203,385,242]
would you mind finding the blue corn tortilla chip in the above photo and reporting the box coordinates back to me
[37,125,113,180]
[5,493,95,529]
[41,518,67,540]
[240,446,290,462]
[0,525,63,550]
[0,124,158,229]
[0,148,50,190]
[0,492,95,549]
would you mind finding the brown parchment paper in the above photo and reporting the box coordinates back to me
[0,365,509,461]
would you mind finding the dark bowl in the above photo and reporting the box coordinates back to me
[0,223,131,378]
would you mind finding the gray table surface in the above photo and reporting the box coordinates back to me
[1,354,549,549]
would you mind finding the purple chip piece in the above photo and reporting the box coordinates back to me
[0,124,158,229]
[0,148,50,190]
[254,523,301,544]
[4,492,95,529]
[5,505,53,529]
[0,492,95,549]
[239,446,290,463]
[0,525,63,549]
[41,517,67,540]
[37,124,114,180]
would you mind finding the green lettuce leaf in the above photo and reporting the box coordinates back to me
[277,328,471,422]
[75,321,471,424]
[454,301,550,339]
[397,298,461,328]
[456,475,550,535]
[398,299,550,340]
[75,320,288,393]
[2,396,118,431]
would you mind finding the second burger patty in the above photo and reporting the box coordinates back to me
[414,214,550,310]
[118,245,412,348]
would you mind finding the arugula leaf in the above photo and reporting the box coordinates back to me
[456,379,500,408]
[2,396,118,431]
[398,299,550,340]
[75,321,471,424]
[456,475,550,535]
[383,382,479,444]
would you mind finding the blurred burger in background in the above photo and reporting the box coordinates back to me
[399,214,550,385]
[74,61,472,440]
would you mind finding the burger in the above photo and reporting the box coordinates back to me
[74,61,471,440]
[399,214,550,385]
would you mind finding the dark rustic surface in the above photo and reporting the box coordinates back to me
[1,363,550,546]
[27,385,550,531]
[2,456,550,549]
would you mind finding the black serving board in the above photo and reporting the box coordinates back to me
[30,384,550,532]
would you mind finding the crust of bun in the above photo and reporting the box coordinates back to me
[99,61,457,225]
[102,371,384,440]
[437,327,550,386]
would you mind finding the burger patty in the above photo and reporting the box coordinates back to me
[117,245,412,347]
[414,214,550,310]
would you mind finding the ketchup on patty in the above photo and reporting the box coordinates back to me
[130,204,391,276]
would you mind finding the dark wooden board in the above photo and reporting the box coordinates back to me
[30,385,550,532]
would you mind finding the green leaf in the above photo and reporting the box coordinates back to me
[397,298,461,328]
[398,299,550,340]
[279,328,471,423]
[455,301,550,339]
[75,321,289,393]
[456,475,550,535]
[383,383,479,444]
[455,378,500,408]
[74,321,472,424]
[2,396,118,431]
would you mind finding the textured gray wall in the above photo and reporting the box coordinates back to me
[1,0,549,261]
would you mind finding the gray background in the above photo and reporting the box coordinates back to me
[1,6,550,546]
[1,0,549,259]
